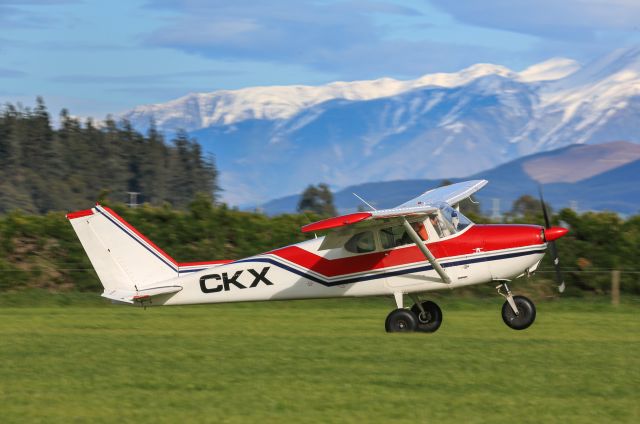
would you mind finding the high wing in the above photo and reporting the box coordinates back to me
[301,179,487,233]
[392,179,487,211]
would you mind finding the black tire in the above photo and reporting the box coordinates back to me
[410,301,443,333]
[501,295,536,330]
[385,309,418,333]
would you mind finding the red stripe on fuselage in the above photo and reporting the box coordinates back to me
[268,224,545,277]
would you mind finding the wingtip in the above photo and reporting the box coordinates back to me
[301,212,372,233]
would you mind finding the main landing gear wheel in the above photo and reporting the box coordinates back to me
[411,301,443,333]
[385,308,418,333]
[501,295,536,330]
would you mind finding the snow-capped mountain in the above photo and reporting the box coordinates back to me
[126,58,578,132]
[123,47,640,206]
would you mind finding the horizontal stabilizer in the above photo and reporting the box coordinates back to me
[102,285,182,304]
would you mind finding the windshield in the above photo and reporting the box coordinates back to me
[438,204,472,235]
[430,203,471,237]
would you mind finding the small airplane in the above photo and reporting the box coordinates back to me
[67,180,568,333]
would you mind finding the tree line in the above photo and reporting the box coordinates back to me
[1,99,638,298]
[0,196,638,296]
[0,98,218,214]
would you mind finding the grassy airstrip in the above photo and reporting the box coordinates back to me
[0,292,638,423]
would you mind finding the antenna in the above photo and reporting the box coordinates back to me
[491,198,501,221]
[127,191,140,208]
[569,200,578,213]
[300,211,318,239]
[352,192,377,211]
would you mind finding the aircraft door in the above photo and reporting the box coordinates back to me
[379,223,437,289]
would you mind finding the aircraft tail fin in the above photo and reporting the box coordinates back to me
[67,205,181,302]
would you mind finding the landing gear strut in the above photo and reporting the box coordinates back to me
[496,282,536,330]
[385,294,443,333]
[410,296,443,333]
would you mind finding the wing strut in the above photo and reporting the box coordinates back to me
[401,218,452,285]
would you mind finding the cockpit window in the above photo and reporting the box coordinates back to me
[380,222,427,249]
[344,231,375,253]
[380,226,408,249]
[428,214,446,238]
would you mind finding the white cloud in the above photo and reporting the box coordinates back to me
[0,67,27,78]
[141,1,517,78]
[0,0,77,28]
[428,0,640,40]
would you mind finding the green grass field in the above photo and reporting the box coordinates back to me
[1,293,638,423]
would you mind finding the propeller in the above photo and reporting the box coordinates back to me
[538,186,566,293]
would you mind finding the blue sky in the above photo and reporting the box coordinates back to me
[1,0,639,119]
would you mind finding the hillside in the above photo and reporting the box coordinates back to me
[262,141,640,215]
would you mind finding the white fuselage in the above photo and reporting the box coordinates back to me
[154,231,546,306]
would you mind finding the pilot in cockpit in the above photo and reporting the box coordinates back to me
[399,221,428,245]
[413,221,428,241]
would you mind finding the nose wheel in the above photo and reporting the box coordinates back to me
[497,282,536,330]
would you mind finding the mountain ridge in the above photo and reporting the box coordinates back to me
[122,47,640,205]
[124,57,580,132]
